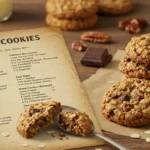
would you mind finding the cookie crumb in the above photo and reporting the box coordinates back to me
[144,130,150,135]
[146,137,150,142]
[108,80,116,84]
[130,133,141,139]
[37,144,46,148]
[59,132,66,137]
[66,137,69,140]
[22,143,29,147]
[59,137,63,140]
[47,131,55,137]
[2,132,10,137]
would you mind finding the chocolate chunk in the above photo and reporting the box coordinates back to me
[135,95,144,101]
[123,104,133,112]
[81,48,112,67]
[29,109,40,116]
[111,94,119,99]
[59,132,66,137]
[119,94,130,101]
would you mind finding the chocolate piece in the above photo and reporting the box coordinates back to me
[81,48,112,67]
[119,94,130,101]
[29,109,40,116]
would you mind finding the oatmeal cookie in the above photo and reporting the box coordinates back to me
[119,56,150,79]
[98,0,133,15]
[17,101,62,138]
[126,34,150,64]
[46,0,98,19]
[59,111,93,136]
[46,14,98,30]
[101,76,150,127]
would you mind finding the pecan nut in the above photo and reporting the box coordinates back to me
[118,18,148,33]
[81,31,112,43]
[71,41,87,52]
[130,18,148,28]
[118,18,132,29]
[125,23,141,34]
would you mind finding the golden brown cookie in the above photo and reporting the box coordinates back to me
[17,101,62,138]
[126,34,150,64]
[59,111,93,136]
[101,76,150,127]
[46,14,98,30]
[46,0,98,19]
[98,0,133,15]
[119,56,150,79]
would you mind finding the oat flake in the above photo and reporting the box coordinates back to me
[144,130,150,135]
[130,133,141,139]
[146,137,150,142]
[2,132,10,137]
[37,144,46,148]
[22,143,29,147]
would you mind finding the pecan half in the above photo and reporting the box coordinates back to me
[125,23,141,34]
[118,18,148,33]
[72,41,87,52]
[118,18,132,29]
[81,32,112,43]
[130,18,148,28]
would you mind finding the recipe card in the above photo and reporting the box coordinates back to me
[0,27,104,150]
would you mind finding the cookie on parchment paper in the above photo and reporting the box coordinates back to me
[98,0,133,15]
[119,56,150,79]
[46,14,98,30]
[126,33,150,64]
[17,101,62,138]
[101,76,150,127]
[46,0,98,19]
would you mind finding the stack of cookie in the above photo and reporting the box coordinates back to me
[46,0,99,30]
[98,0,133,15]
[101,34,150,127]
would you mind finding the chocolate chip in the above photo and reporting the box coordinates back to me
[111,94,119,99]
[29,109,40,116]
[136,80,141,83]
[59,132,66,137]
[125,58,131,62]
[124,104,133,112]
[119,94,130,101]
[135,95,144,101]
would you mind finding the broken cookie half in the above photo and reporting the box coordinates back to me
[59,111,93,136]
[17,101,62,138]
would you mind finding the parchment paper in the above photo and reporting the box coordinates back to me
[83,50,150,139]
[0,27,104,150]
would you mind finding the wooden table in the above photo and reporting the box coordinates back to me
[1,0,150,149]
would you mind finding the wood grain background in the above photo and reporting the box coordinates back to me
[0,0,150,149]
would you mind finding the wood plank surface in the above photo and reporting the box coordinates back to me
[0,0,150,149]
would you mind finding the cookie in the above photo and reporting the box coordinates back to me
[17,101,62,138]
[46,14,98,30]
[59,111,93,136]
[46,0,98,19]
[98,0,133,15]
[126,34,150,64]
[101,76,150,127]
[119,56,150,79]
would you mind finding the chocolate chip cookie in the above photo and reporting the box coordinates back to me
[46,14,98,30]
[101,76,150,127]
[98,0,133,15]
[46,0,98,19]
[59,111,93,136]
[119,56,150,79]
[126,34,150,64]
[17,101,62,138]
